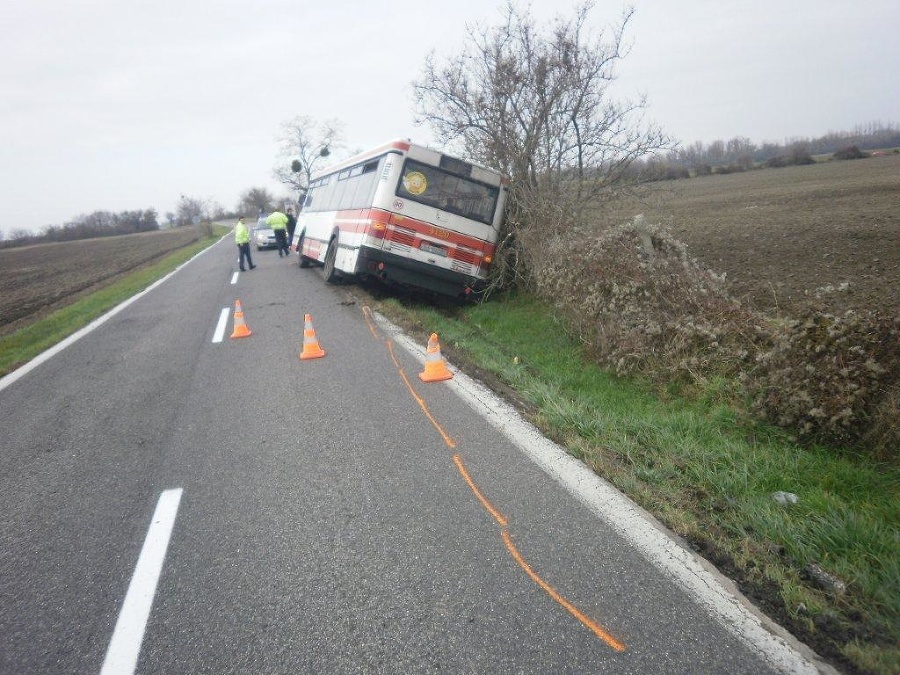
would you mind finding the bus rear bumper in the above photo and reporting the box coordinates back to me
[358,247,486,298]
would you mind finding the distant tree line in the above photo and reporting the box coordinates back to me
[631,122,900,181]
[1,208,161,249]
[0,187,300,250]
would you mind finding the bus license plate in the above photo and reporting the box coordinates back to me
[420,242,447,257]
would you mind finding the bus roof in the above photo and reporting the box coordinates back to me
[311,139,509,186]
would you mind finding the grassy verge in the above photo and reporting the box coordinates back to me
[366,290,898,675]
[0,226,228,378]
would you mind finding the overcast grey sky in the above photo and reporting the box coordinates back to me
[2,0,897,233]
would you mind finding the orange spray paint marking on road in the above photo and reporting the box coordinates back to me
[361,304,455,447]
[386,339,457,449]
[359,304,625,652]
[361,305,381,340]
[453,453,626,653]
[501,528,626,652]
[452,454,507,527]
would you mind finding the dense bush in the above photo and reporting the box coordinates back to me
[532,216,763,380]
[527,216,899,459]
[748,311,899,458]
[832,144,869,160]
[765,153,816,168]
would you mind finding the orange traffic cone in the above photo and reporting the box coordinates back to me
[418,333,453,382]
[230,299,252,338]
[299,313,326,360]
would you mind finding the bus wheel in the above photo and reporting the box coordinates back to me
[323,236,338,283]
[297,233,311,268]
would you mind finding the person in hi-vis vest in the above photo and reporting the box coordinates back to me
[267,210,290,257]
[235,217,256,271]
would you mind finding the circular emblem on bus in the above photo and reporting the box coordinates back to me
[393,198,405,210]
[403,171,428,195]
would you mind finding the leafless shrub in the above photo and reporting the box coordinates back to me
[533,215,766,381]
[747,310,899,458]
[532,215,899,458]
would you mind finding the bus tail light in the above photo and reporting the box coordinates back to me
[369,222,387,239]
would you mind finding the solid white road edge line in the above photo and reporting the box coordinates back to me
[212,307,230,343]
[373,311,832,675]
[100,488,183,675]
[0,234,229,394]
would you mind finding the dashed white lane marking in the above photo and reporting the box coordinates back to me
[100,488,183,675]
[230,271,239,285]
[212,307,230,343]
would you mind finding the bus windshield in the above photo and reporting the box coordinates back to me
[396,159,499,226]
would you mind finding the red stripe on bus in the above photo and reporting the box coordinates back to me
[387,213,496,253]
[329,207,496,256]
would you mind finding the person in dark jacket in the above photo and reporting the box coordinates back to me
[286,208,298,254]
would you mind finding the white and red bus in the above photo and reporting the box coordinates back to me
[292,139,508,298]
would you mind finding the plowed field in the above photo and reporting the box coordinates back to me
[0,227,203,336]
[636,153,900,316]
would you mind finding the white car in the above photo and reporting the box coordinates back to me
[252,215,277,250]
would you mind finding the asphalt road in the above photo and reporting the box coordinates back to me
[0,237,828,674]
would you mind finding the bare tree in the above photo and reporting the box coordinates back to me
[176,195,207,226]
[789,141,814,165]
[676,141,711,175]
[238,187,276,216]
[274,116,345,196]
[413,1,671,287]
[9,229,33,241]
[725,136,756,169]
